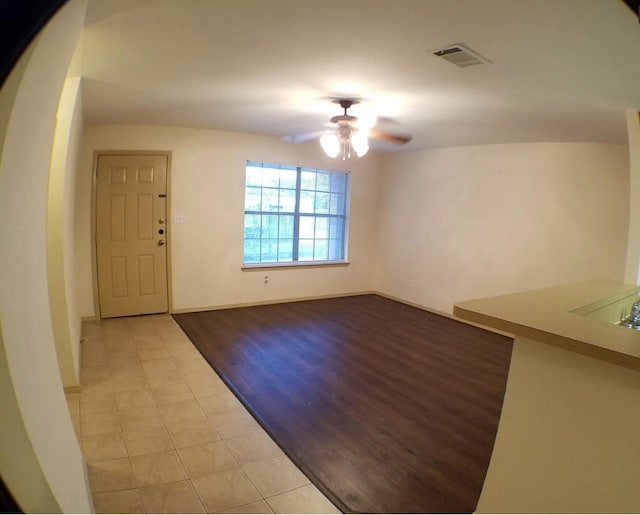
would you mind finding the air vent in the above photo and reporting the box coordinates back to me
[432,44,490,67]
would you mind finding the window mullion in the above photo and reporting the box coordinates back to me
[292,167,302,261]
[312,216,316,260]
[259,190,264,261]
[340,174,349,260]
[276,188,281,262]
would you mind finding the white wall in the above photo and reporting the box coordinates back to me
[375,143,629,314]
[624,109,640,284]
[48,75,85,388]
[77,125,381,316]
[64,82,85,378]
[0,0,92,512]
[77,134,629,318]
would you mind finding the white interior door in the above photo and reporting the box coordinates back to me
[95,154,169,318]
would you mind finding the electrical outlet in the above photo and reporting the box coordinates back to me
[264,275,270,286]
[173,215,186,224]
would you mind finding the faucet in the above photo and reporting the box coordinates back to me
[623,299,640,328]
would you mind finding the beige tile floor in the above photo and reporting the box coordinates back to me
[67,314,340,514]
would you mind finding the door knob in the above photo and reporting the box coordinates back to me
[158,240,165,246]
[158,218,165,224]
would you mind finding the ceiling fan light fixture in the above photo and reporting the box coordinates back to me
[320,133,340,158]
[351,130,369,157]
[303,98,408,158]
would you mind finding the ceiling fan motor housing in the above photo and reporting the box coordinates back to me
[330,114,358,124]
[338,99,356,109]
[330,99,359,124]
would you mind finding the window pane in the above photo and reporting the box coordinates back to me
[328,238,344,260]
[244,163,349,265]
[280,168,297,189]
[261,188,280,212]
[300,170,316,190]
[246,165,262,186]
[279,216,294,239]
[299,190,314,213]
[261,239,278,262]
[299,216,315,239]
[279,188,296,212]
[314,217,328,238]
[245,187,262,211]
[298,239,314,261]
[316,172,330,192]
[243,239,260,263]
[244,214,261,239]
[339,192,347,213]
[329,193,343,215]
[315,192,330,214]
[261,215,279,238]
[329,217,344,240]
[330,172,346,193]
[278,239,293,261]
[262,167,280,187]
[314,239,328,260]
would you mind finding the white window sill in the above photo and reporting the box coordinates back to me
[241,261,350,271]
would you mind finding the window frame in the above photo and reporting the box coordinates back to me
[242,161,351,268]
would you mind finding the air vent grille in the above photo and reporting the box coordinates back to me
[433,44,489,68]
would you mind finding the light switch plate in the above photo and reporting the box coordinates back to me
[173,215,186,224]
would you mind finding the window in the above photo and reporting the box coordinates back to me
[243,161,350,265]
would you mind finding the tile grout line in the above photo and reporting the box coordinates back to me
[171,434,207,513]
[81,315,336,514]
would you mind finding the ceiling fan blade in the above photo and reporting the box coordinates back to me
[368,128,412,145]
[283,131,323,144]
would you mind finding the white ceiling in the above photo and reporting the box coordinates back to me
[81,0,640,152]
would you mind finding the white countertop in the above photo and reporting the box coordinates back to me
[453,280,640,370]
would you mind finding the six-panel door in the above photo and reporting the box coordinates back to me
[96,154,169,318]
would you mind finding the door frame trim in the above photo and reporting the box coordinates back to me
[91,150,174,319]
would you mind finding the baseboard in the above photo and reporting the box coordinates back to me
[158,290,510,338]
[171,290,377,314]
[373,290,513,338]
[374,291,455,318]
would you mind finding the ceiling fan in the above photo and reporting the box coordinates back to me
[284,99,412,159]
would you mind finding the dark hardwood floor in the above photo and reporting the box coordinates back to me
[173,294,513,513]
